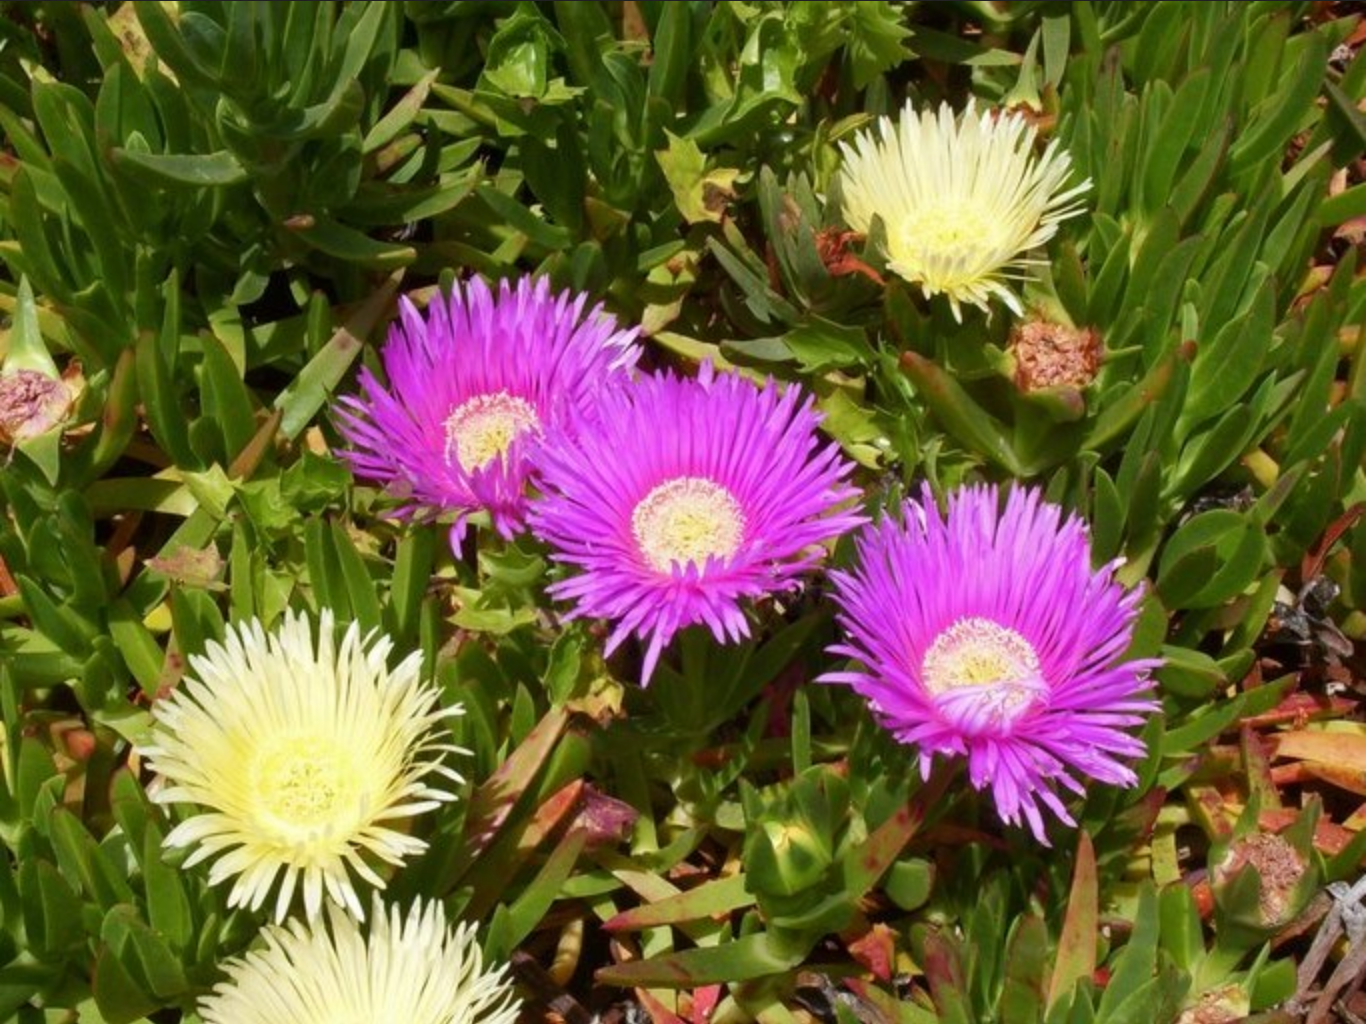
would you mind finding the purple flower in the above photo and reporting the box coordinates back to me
[337,276,639,546]
[529,364,865,684]
[824,484,1158,842]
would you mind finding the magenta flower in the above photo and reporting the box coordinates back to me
[824,484,1158,842]
[337,276,640,546]
[529,364,865,683]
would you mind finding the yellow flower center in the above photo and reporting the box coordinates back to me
[921,617,1043,719]
[632,476,745,574]
[443,391,540,472]
[253,737,359,831]
[891,200,1001,293]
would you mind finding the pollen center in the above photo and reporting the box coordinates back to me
[252,738,358,830]
[921,617,1044,721]
[443,391,540,473]
[632,476,745,573]
[893,201,1001,286]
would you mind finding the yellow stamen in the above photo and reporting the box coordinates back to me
[921,617,1042,716]
[443,391,540,472]
[252,737,358,832]
[632,476,745,574]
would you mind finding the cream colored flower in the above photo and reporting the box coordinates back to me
[141,610,464,922]
[839,101,1090,320]
[199,896,522,1024]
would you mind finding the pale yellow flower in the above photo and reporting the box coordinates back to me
[839,101,1090,320]
[141,610,464,922]
[199,896,522,1024]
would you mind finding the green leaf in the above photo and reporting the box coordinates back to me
[647,0,691,105]
[1002,915,1048,1024]
[1083,344,1189,452]
[1096,884,1160,1016]
[482,6,557,99]
[595,932,803,988]
[842,797,930,898]
[274,272,400,440]
[133,0,219,90]
[329,520,383,636]
[198,332,257,460]
[1324,78,1366,153]
[476,185,573,250]
[543,630,583,707]
[14,735,58,821]
[1157,884,1203,970]
[17,575,95,657]
[605,874,755,932]
[1157,646,1226,701]
[304,518,349,620]
[900,352,1025,475]
[2,276,58,377]
[1228,31,1329,178]
[92,932,165,1022]
[363,67,440,153]
[290,216,416,269]
[1182,281,1274,433]
[101,904,189,999]
[15,431,62,487]
[1157,511,1267,610]
[781,322,875,373]
[387,526,436,645]
[440,707,570,888]
[143,823,194,953]
[107,598,164,694]
[49,807,136,909]
[110,147,248,186]
[485,829,587,962]
[884,857,934,912]
[136,317,198,468]
[18,858,85,957]
[1319,181,1366,226]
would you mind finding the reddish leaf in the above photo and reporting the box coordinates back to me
[691,984,721,1024]
[845,923,896,981]
[1047,831,1097,1012]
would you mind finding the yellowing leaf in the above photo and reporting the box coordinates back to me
[1274,729,1366,772]
[656,132,741,224]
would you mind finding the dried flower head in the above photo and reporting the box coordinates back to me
[1214,831,1309,928]
[1009,320,1102,392]
[0,367,78,445]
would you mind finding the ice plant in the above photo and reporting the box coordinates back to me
[824,485,1157,842]
[198,895,522,1024]
[337,275,640,546]
[838,101,1090,320]
[530,364,864,683]
[140,610,464,922]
